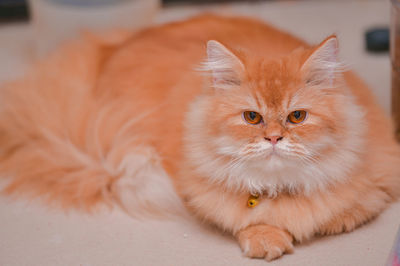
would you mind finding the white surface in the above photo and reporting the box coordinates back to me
[0,1,398,266]
[0,197,399,266]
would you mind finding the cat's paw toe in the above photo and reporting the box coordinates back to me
[265,246,284,262]
[237,224,293,261]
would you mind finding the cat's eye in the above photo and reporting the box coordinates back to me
[287,110,307,124]
[243,111,262,125]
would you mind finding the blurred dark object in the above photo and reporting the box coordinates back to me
[391,0,400,141]
[365,28,389,53]
[163,0,261,5]
[0,0,29,22]
[45,0,129,7]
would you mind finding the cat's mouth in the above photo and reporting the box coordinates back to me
[262,145,294,160]
[264,147,281,158]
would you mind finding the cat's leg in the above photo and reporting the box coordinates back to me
[318,203,384,236]
[319,212,368,235]
[318,185,392,236]
[236,224,294,261]
[318,151,400,236]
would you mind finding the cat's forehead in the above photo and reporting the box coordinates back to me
[244,60,302,111]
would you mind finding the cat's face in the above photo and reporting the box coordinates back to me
[213,74,319,156]
[186,37,365,194]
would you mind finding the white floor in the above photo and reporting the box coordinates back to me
[0,1,399,265]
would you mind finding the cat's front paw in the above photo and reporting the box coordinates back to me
[236,224,294,261]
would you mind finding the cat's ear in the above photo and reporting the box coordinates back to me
[301,36,342,87]
[203,40,245,89]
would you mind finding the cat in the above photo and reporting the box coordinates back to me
[0,14,399,261]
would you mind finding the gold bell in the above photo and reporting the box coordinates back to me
[247,194,259,208]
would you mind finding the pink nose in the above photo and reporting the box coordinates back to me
[264,136,283,145]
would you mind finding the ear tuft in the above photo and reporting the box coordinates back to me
[301,36,344,87]
[200,40,244,89]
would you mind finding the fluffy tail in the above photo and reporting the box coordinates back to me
[0,33,183,216]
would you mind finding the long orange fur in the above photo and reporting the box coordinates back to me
[0,15,399,260]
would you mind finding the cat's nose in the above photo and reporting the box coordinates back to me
[264,136,283,145]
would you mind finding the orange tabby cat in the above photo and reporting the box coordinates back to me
[1,15,399,261]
